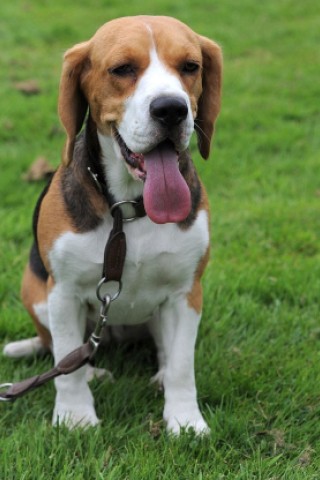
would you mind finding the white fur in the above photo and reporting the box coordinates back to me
[50,210,209,325]
[98,132,143,203]
[149,297,210,434]
[33,301,49,331]
[3,336,46,358]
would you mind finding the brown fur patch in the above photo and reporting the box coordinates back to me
[21,263,52,347]
[187,247,210,314]
[187,185,210,314]
[37,167,75,273]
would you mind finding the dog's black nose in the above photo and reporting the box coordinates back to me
[150,96,188,127]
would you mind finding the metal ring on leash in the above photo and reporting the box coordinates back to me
[0,383,13,402]
[96,277,122,303]
[110,200,139,222]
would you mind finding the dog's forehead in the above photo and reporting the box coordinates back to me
[90,16,201,63]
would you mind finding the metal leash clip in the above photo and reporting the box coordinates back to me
[89,294,112,359]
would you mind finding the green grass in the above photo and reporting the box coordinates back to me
[0,0,319,478]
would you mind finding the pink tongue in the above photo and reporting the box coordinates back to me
[143,141,191,224]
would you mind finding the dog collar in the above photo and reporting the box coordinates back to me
[87,166,146,221]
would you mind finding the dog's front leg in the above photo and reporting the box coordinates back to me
[159,294,210,435]
[48,283,99,428]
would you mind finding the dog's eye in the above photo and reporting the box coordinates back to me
[181,61,200,75]
[109,64,136,77]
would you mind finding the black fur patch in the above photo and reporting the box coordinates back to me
[60,120,107,232]
[29,177,53,281]
[29,242,48,281]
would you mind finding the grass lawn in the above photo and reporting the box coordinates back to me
[0,0,319,478]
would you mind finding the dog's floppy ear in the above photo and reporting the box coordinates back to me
[195,37,222,160]
[58,41,90,166]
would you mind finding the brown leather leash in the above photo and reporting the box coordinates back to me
[0,199,145,402]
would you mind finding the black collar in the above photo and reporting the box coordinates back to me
[87,163,146,222]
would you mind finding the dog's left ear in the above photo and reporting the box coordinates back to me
[58,41,91,166]
[195,37,222,160]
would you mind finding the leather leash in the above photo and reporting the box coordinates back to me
[0,199,145,402]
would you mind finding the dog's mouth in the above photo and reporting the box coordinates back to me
[114,131,191,224]
[115,131,147,181]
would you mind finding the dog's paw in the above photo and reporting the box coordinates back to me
[3,336,48,358]
[53,403,100,429]
[164,406,210,436]
[85,365,114,383]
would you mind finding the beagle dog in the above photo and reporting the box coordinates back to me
[4,16,222,435]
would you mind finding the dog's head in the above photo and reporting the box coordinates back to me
[58,16,222,223]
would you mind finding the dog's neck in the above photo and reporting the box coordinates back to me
[97,131,144,203]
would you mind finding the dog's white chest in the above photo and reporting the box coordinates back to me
[50,210,209,325]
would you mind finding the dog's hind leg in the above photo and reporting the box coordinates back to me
[3,262,51,358]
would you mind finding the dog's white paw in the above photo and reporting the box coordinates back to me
[3,336,48,358]
[53,383,100,429]
[53,402,100,429]
[85,365,114,383]
[164,406,210,436]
